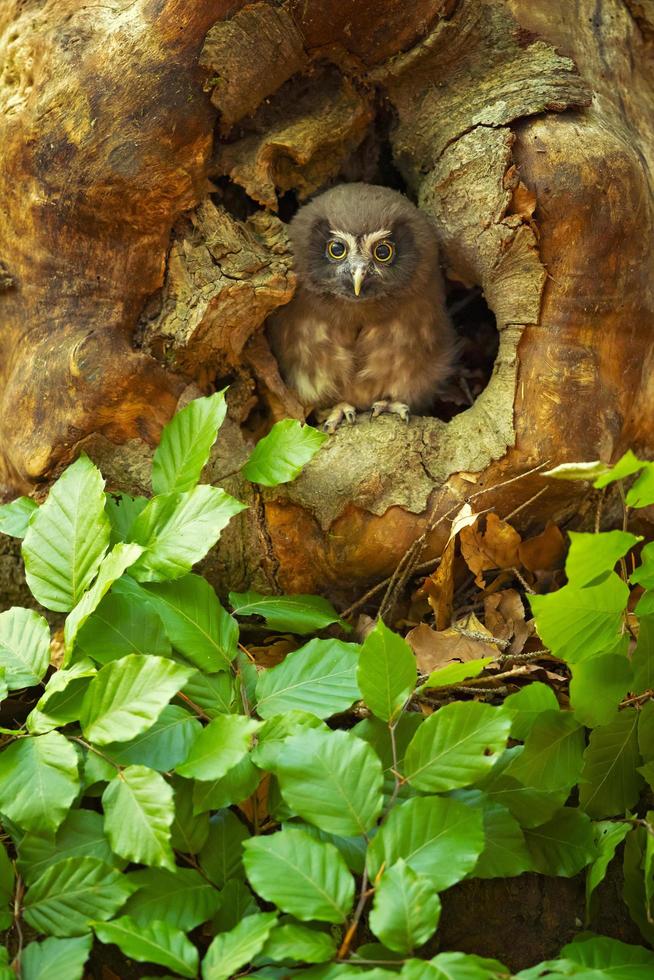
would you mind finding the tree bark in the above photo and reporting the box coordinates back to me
[1,0,653,606]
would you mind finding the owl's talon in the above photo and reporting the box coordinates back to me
[371,400,411,422]
[320,402,357,433]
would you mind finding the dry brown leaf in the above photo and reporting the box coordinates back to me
[238,772,270,824]
[448,502,479,543]
[50,629,65,670]
[422,537,455,630]
[484,588,533,655]
[459,512,523,586]
[406,621,498,675]
[519,521,567,572]
[247,636,298,668]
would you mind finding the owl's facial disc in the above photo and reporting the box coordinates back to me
[325,227,395,300]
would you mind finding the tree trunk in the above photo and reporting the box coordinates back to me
[2,0,652,607]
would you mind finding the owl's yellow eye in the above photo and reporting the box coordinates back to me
[327,239,347,260]
[373,240,394,263]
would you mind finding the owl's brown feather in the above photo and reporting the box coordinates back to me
[267,183,457,423]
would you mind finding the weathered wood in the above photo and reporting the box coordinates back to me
[1,0,653,605]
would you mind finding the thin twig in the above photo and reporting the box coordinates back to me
[503,485,548,523]
[178,692,211,722]
[338,867,372,960]
[341,556,442,620]
[377,462,551,622]
[71,736,121,770]
[11,873,23,968]
[509,566,535,594]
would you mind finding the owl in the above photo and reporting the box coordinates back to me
[267,183,458,432]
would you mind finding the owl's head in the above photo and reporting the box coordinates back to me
[289,183,440,303]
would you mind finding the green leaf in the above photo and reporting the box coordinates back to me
[27,659,97,734]
[231,591,347,634]
[80,654,192,745]
[76,588,171,664]
[422,658,495,689]
[354,714,422,805]
[193,754,261,814]
[22,455,111,612]
[523,808,596,876]
[471,797,533,878]
[212,879,259,934]
[367,795,484,890]
[594,450,647,488]
[182,669,234,718]
[199,808,249,887]
[0,844,13,931]
[63,542,143,659]
[259,920,337,964]
[100,704,201,771]
[170,776,209,854]
[529,572,629,664]
[94,915,198,978]
[570,652,632,728]
[290,822,368,875]
[0,496,38,538]
[505,710,585,794]
[623,826,654,946]
[152,391,227,495]
[273,727,383,836]
[586,821,631,922]
[503,682,560,740]
[20,935,92,980]
[403,701,510,792]
[128,485,246,582]
[474,747,569,828]
[579,708,643,818]
[23,857,134,936]
[242,418,327,487]
[105,492,148,544]
[626,462,654,508]
[244,826,354,923]
[123,867,221,930]
[632,542,654,589]
[369,859,440,955]
[0,607,50,690]
[255,638,360,719]
[565,530,641,587]
[17,809,118,885]
[563,933,654,976]
[199,809,250,888]
[103,765,175,869]
[141,574,238,671]
[176,714,260,779]
[251,711,325,769]
[202,912,277,980]
[632,612,654,695]
[357,619,416,722]
[0,732,79,832]
[407,952,509,979]
[638,700,654,760]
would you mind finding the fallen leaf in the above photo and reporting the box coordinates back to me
[448,502,479,543]
[484,589,533,655]
[238,772,270,825]
[421,538,455,630]
[518,522,566,572]
[248,636,298,668]
[406,621,498,675]
[460,512,522,586]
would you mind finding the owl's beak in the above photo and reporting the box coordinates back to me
[351,266,366,297]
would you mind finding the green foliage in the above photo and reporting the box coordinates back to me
[242,417,327,486]
[3,410,654,975]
